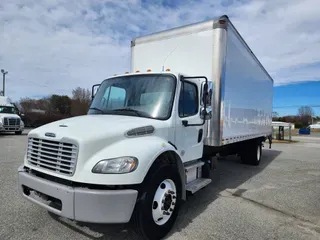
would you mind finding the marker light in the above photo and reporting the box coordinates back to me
[166,68,171,72]
[219,20,226,24]
[147,69,152,72]
[125,72,129,74]
[136,70,140,73]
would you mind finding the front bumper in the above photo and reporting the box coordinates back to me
[0,125,24,132]
[18,165,138,223]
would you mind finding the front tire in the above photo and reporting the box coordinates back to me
[132,164,182,240]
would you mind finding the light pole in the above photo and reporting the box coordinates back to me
[1,69,8,96]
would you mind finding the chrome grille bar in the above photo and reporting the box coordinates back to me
[26,137,78,176]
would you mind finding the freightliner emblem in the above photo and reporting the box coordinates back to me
[45,132,56,138]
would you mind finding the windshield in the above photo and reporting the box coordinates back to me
[0,106,15,114]
[88,74,176,120]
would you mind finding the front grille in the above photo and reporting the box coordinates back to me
[4,117,20,126]
[27,138,78,176]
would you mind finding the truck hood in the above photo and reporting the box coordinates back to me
[28,114,169,145]
[0,113,21,119]
[27,115,171,178]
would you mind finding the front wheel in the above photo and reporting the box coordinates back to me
[132,164,182,240]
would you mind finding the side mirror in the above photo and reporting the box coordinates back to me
[200,81,213,120]
[200,107,212,120]
[91,84,101,101]
[202,83,208,105]
[202,83,208,103]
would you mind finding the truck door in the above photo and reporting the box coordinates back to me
[175,78,204,162]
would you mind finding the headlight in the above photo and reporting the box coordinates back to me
[20,120,24,127]
[92,157,138,174]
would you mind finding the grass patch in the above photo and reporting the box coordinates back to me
[311,128,320,133]
[266,139,299,144]
[272,139,299,144]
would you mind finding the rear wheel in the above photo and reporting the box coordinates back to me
[241,141,262,166]
[132,164,182,240]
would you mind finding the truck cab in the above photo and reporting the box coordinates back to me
[89,71,209,164]
[0,96,24,134]
[18,71,211,238]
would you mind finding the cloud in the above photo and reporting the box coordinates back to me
[0,0,319,101]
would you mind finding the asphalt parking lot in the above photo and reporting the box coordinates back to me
[1,130,320,240]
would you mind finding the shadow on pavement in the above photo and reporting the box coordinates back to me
[48,148,281,239]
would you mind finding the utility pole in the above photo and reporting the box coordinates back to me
[1,69,8,96]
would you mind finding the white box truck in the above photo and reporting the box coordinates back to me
[0,96,24,134]
[18,15,273,239]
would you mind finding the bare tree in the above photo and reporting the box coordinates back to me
[71,87,91,116]
[72,87,91,102]
[20,98,36,113]
[298,106,314,126]
[272,111,279,120]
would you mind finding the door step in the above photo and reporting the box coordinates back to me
[186,178,212,194]
[184,160,204,172]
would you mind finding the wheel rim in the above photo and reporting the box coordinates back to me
[257,145,261,161]
[152,179,177,226]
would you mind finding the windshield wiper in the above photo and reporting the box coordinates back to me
[111,108,148,117]
[89,107,105,114]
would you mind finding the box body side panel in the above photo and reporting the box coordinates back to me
[221,26,273,143]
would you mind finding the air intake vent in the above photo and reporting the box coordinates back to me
[126,125,155,137]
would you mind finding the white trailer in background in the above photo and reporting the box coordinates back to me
[18,15,273,240]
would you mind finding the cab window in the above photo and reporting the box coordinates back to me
[178,82,198,117]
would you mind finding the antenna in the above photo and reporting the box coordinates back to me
[161,44,180,72]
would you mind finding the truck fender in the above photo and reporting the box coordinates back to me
[144,148,186,201]
[85,136,186,199]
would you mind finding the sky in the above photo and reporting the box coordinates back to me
[1,0,320,116]
[273,81,320,116]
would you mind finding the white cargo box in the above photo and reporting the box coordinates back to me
[131,15,273,146]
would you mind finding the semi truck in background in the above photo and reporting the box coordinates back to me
[18,15,273,240]
[0,96,24,134]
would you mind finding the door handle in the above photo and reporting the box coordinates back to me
[182,120,188,126]
[198,129,203,143]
